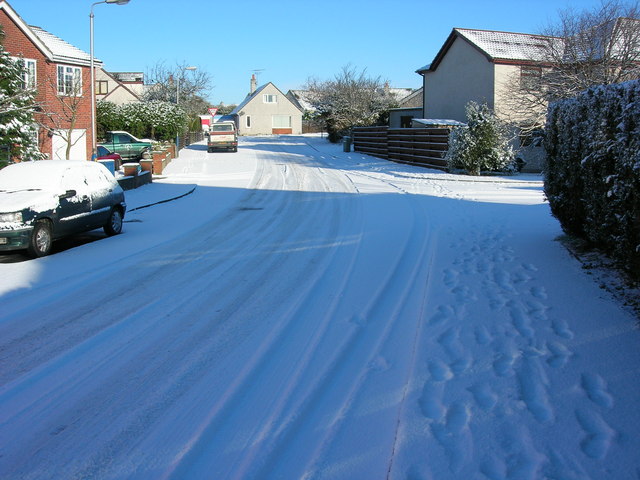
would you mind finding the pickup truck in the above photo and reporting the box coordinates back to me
[99,131,153,161]
[207,121,238,152]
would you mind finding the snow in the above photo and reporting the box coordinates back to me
[0,136,638,479]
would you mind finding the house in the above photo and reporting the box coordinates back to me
[95,70,144,105]
[389,87,423,128]
[416,28,552,124]
[0,0,98,161]
[231,75,302,136]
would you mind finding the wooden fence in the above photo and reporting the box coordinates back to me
[352,126,453,170]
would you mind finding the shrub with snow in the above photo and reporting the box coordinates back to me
[97,100,186,141]
[545,80,640,277]
[445,102,515,175]
[0,30,40,162]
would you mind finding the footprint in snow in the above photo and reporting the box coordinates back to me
[581,373,614,409]
[575,409,615,459]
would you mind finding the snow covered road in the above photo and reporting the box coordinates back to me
[0,136,638,479]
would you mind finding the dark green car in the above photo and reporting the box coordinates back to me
[0,161,126,257]
[99,131,152,162]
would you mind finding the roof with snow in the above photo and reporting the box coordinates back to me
[417,28,558,73]
[287,90,318,112]
[230,82,302,115]
[456,28,553,62]
[30,25,95,66]
[230,83,270,115]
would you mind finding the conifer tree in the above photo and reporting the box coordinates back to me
[0,26,40,163]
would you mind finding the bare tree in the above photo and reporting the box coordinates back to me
[144,61,212,116]
[39,67,86,160]
[501,0,640,132]
[304,65,397,141]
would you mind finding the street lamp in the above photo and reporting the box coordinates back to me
[176,66,197,151]
[90,0,130,161]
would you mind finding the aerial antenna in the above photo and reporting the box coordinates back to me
[252,69,265,80]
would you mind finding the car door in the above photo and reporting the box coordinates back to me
[84,165,117,228]
[57,167,92,235]
[116,133,134,160]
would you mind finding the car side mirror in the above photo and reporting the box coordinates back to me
[60,189,76,199]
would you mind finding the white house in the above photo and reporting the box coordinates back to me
[231,75,302,136]
[416,28,552,123]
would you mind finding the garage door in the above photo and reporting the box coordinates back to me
[52,129,87,160]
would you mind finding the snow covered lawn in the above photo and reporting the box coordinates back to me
[0,136,638,479]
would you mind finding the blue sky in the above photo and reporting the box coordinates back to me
[8,0,605,106]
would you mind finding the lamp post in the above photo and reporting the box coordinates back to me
[176,66,197,151]
[90,0,130,161]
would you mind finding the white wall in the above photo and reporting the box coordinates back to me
[237,84,302,135]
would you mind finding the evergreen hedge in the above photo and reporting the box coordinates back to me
[544,80,640,277]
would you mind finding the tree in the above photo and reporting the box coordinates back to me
[304,65,397,142]
[0,27,40,163]
[40,67,85,160]
[446,102,515,175]
[501,0,640,132]
[144,61,212,115]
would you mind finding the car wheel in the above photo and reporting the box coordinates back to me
[104,208,123,236]
[27,220,52,258]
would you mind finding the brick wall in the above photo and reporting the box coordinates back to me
[0,9,94,160]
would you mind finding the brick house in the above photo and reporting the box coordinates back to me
[0,0,97,160]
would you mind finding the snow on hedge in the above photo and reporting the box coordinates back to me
[545,80,640,276]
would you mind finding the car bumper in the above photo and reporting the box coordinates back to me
[208,142,237,148]
[0,227,32,251]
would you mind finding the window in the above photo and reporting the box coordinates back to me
[520,66,542,89]
[57,65,82,96]
[246,115,251,128]
[96,80,108,95]
[11,57,37,90]
[211,124,234,132]
[263,94,277,103]
[272,115,291,128]
[115,133,133,144]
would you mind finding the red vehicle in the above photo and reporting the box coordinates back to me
[97,145,123,170]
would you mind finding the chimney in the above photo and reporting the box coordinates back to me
[250,74,257,94]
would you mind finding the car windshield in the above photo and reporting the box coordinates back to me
[211,124,234,132]
[0,163,62,191]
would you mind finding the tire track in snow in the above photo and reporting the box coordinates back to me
[157,143,364,479]
[248,164,435,479]
[0,143,357,479]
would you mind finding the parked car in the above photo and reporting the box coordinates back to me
[0,160,126,257]
[97,145,123,170]
[99,131,152,161]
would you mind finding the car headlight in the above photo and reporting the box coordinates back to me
[0,212,23,223]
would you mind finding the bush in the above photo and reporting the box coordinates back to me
[545,80,640,277]
[97,100,187,141]
[446,102,515,175]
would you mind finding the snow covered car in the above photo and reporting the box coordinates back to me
[0,160,126,257]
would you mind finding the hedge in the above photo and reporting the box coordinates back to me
[544,80,640,277]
